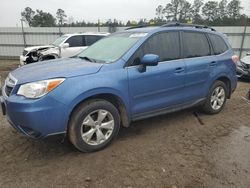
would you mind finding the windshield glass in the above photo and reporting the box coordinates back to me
[52,35,68,46]
[78,32,146,63]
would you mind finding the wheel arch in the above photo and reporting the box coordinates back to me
[68,92,130,132]
[214,75,232,99]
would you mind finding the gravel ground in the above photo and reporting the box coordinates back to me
[0,60,250,188]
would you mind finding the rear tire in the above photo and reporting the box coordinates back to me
[202,81,228,114]
[68,99,120,152]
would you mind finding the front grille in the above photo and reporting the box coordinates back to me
[23,50,28,56]
[5,85,13,96]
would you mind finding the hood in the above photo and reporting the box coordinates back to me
[241,55,250,65]
[24,45,54,52]
[40,47,59,56]
[11,58,103,84]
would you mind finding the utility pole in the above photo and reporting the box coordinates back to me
[239,18,247,59]
[98,19,100,32]
[20,19,27,47]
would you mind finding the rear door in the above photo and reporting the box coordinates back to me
[127,31,186,117]
[208,33,232,72]
[182,31,215,102]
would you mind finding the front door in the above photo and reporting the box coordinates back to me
[127,31,186,117]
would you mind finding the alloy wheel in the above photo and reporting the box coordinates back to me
[81,109,114,146]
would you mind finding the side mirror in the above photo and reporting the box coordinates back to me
[60,43,69,49]
[138,54,159,72]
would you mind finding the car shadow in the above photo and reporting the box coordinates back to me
[238,77,250,83]
[4,106,201,160]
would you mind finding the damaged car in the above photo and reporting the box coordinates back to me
[20,32,109,66]
[237,53,250,79]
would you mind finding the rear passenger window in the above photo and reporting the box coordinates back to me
[130,32,181,65]
[85,36,103,46]
[182,32,210,58]
[208,34,228,55]
[65,36,85,47]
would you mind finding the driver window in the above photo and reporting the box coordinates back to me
[129,32,180,66]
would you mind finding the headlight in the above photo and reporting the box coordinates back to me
[17,78,65,99]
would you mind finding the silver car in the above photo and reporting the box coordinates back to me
[237,53,250,78]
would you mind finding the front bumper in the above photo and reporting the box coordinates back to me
[1,94,68,138]
[236,63,250,78]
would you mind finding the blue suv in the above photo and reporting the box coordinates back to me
[1,23,237,152]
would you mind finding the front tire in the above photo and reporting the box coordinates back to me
[202,81,228,114]
[68,99,120,152]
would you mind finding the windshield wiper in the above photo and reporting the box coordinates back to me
[78,56,108,64]
[78,56,97,63]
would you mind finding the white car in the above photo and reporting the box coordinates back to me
[20,32,109,66]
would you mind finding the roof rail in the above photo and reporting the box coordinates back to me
[161,22,216,31]
[125,22,216,31]
[125,24,153,30]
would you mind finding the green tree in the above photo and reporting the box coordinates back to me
[218,0,228,18]
[21,7,35,26]
[227,0,242,19]
[56,8,67,26]
[181,1,192,21]
[31,10,56,27]
[126,20,131,26]
[138,19,147,25]
[163,0,192,21]
[156,5,164,20]
[202,1,219,22]
[191,0,204,23]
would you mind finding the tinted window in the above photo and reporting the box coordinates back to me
[130,32,181,65]
[182,32,210,58]
[65,36,85,47]
[208,34,228,55]
[85,35,103,46]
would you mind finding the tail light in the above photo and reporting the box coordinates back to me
[232,55,239,64]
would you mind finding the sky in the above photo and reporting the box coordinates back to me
[0,0,249,27]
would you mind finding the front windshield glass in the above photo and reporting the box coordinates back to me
[52,35,68,46]
[78,32,147,63]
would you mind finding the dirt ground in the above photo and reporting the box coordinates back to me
[0,60,250,188]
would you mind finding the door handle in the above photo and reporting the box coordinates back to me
[210,61,217,67]
[174,67,184,73]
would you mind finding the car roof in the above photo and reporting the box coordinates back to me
[63,32,110,37]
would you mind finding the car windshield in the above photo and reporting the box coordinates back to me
[51,35,68,47]
[78,32,146,63]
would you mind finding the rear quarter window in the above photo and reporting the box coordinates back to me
[208,34,228,55]
[182,32,211,58]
